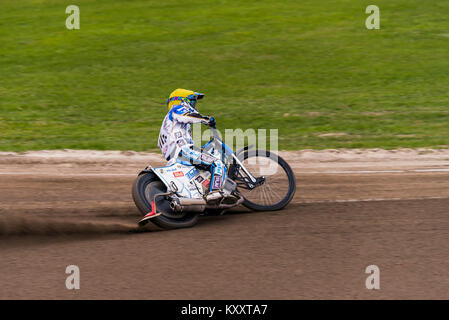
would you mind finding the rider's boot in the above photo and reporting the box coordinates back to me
[205,188,240,204]
[205,170,239,204]
[205,190,223,202]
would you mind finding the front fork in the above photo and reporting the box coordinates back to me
[229,154,265,190]
[231,154,257,183]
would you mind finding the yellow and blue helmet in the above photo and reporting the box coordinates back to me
[167,88,204,111]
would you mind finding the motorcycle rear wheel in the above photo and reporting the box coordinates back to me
[132,172,199,229]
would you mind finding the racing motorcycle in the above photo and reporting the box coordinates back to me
[132,124,296,229]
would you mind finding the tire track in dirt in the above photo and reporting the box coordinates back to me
[0,214,147,236]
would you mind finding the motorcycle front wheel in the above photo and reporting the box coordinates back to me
[237,150,296,211]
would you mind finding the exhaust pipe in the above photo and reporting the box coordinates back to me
[170,197,206,213]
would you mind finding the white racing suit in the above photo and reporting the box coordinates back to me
[158,102,226,192]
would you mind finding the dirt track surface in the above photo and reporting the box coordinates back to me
[1,149,449,299]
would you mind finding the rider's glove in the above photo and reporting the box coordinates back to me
[208,116,216,128]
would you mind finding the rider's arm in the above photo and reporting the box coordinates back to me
[171,105,210,124]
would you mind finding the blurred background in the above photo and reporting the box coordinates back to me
[1,0,448,151]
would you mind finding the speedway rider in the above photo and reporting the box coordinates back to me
[158,88,227,201]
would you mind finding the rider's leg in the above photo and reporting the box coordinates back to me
[178,145,211,169]
[178,145,226,195]
[210,159,227,191]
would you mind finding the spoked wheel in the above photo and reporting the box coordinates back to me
[236,150,296,211]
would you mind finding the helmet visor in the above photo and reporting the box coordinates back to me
[187,94,199,108]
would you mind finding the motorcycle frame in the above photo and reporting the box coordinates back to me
[202,126,261,189]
